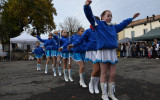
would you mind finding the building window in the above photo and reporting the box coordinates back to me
[131,31,135,38]
[143,29,148,34]
[27,45,30,51]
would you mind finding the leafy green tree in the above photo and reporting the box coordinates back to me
[0,0,57,49]
[0,0,57,37]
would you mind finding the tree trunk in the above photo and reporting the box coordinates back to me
[36,28,40,36]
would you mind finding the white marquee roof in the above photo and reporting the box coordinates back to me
[10,31,38,43]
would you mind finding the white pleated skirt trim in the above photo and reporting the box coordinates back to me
[85,51,98,64]
[96,49,118,65]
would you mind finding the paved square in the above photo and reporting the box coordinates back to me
[0,58,160,100]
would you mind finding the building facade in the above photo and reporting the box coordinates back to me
[118,15,160,40]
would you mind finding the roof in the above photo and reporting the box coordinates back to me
[127,15,160,28]
[118,37,132,43]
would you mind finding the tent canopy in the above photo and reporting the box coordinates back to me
[132,28,160,41]
[10,30,38,61]
[10,31,38,43]
[118,37,132,43]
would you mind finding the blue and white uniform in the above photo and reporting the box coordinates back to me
[60,36,73,59]
[31,46,45,58]
[56,33,62,56]
[43,38,52,57]
[72,27,97,63]
[63,34,86,62]
[37,36,52,57]
[44,35,60,57]
[84,5,133,64]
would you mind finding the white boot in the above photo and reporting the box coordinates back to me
[79,73,87,88]
[68,69,73,82]
[108,82,118,100]
[100,83,109,100]
[58,67,62,76]
[45,65,48,74]
[94,77,100,94]
[53,68,57,77]
[37,64,39,70]
[63,69,68,82]
[38,64,41,70]
[89,77,95,94]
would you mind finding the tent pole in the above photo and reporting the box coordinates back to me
[10,41,11,62]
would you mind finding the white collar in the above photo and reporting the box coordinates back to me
[107,23,112,25]
[102,20,112,25]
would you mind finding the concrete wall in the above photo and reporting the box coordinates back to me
[118,30,125,40]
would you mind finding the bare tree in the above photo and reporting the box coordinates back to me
[59,17,82,35]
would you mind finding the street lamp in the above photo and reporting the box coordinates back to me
[146,14,155,30]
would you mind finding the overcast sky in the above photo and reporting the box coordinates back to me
[52,0,160,30]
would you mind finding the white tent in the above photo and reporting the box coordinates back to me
[10,31,38,61]
[10,31,38,43]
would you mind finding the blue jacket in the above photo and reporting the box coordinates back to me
[37,36,52,50]
[63,34,86,53]
[44,35,59,50]
[32,46,45,55]
[72,28,97,51]
[84,5,133,50]
[60,36,73,53]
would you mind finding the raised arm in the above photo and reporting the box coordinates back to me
[115,13,140,33]
[114,18,133,33]
[37,36,46,43]
[84,0,97,28]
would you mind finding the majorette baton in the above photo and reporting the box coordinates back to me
[58,31,61,49]
[68,32,71,64]
[94,16,98,26]
[58,30,62,64]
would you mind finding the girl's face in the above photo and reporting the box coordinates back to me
[48,33,53,39]
[54,31,58,36]
[48,35,52,39]
[78,28,85,36]
[102,11,112,23]
[36,43,40,47]
[62,30,67,37]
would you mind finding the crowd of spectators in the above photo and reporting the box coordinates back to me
[117,39,160,59]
